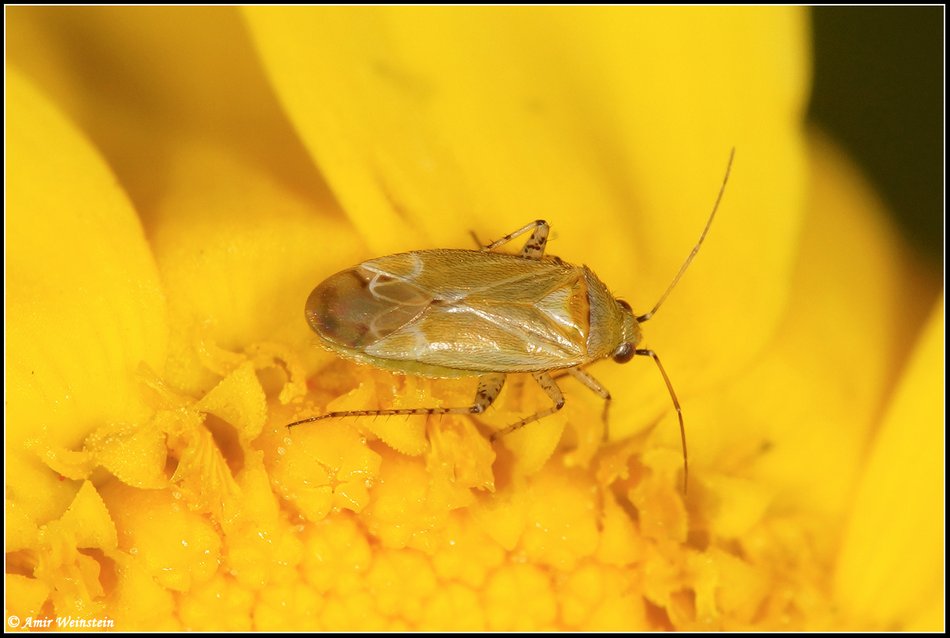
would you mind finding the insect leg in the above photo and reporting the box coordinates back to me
[490,372,565,441]
[635,348,688,494]
[286,373,506,427]
[480,220,549,259]
[550,363,593,380]
[567,368,612,433]
[517,221,549,259]
[472,373,506,413]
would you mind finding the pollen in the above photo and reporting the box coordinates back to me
[8,347,836,630]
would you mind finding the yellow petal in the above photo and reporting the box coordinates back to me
[99,480,222,592]
[648,134,940,629]
[834,297,944,629]
[223,461,304,590]
[684,133,940,529]
[8,8,363,396]
[6,7,328,207]
[58,481,118,551]
[5,499,40,553]
[266,416,382,520]
[87,422,169,489]
[6,68,167,525]
[107,553,178,630]
[178,572,254,631]
[520,466,600,570]
[485,564,557,629]
[5,573,51,622]
[197,361,268,440]
[148,142,365,395]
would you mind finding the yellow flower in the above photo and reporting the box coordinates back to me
[6,6,942,631]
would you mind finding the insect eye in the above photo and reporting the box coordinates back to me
[613,342,635,364]
[617,299,632,312]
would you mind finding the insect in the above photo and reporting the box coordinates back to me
[290,149,735,492]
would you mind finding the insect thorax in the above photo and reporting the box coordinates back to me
[582,266,632,360]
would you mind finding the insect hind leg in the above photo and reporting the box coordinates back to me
[286,373,507,427]
[490,372,564,441]
[480,220,550,259]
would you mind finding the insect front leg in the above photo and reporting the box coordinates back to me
[489,372,564,441]
[286,373,507,427]
[566,368,612,438]
[468,229,484,248]
[480,220,550,259]
[635,348,688,493]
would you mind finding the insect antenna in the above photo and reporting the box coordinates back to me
[637,148,735,323]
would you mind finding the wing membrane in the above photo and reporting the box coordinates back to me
[358,250,591,372]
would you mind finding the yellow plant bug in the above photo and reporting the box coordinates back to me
[290,149,735,493]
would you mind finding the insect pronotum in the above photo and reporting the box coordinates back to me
[290,149,735,493]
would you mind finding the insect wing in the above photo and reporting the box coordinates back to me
[366,250,587,372]
[306,261,430,350]
[333,250,591,373]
